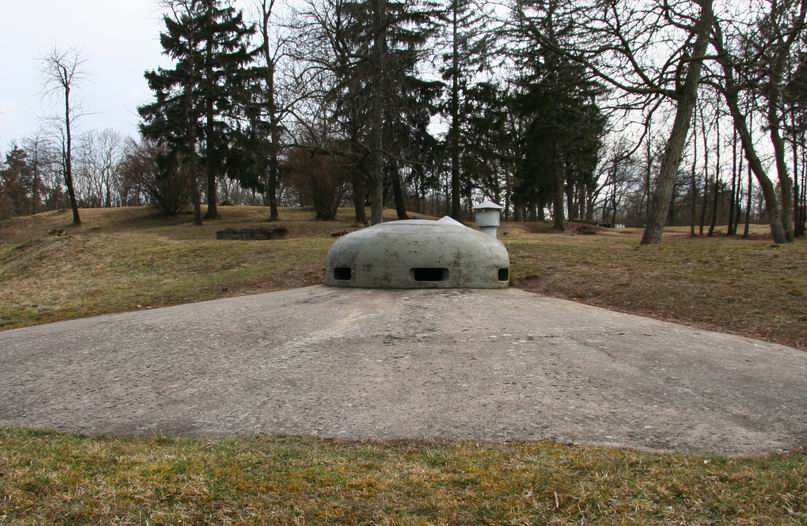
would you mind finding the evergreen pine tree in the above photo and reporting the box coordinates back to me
[511,0,605,229]
[301,0,440,223]
[139,0,255,220]
[439,0,491,219]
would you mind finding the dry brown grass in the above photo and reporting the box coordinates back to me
[1,428,805,525]
[1,206,805,350]
[0,206,394,330]
[502,222,807,349]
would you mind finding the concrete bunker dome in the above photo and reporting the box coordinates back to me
[326,217,510,289]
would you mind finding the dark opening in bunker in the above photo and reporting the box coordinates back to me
[333,267,352,280]
[498,268,509,281]
[412,267,448,282]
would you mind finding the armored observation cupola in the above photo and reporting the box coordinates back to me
[325,213,510,289]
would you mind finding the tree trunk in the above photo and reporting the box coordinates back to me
[64,85,81,225]
[565,183,575,221]
[792,136,800,236]
[390,160,408,219]
[689,116,698,237]
[790,113,803,237]
[190,172,203,225]
[182,40,203,226]
[708,179,719,236]
[504,170,512,221]
[611,196,619,226]
[762,1,804,241]
[203,157,217,219]
[266,120,280,221]
[699,104,709,237]
[767,106,794,241]
[577,183,586,221]
[449,0,461,220]
[732,137,743,235]
[708,108,720,237]
[514,204,523,222]
[553,161,565,231]
[368,0,386,225]
[793,137,807,235]
[601,166,613,223]
[743,157,752,238]
[728,127,737,235]
[802,141,806,234]
[643,136,652,223]
[668,182,676,225]
[713,23,786,243]
[722,91,786,242]
[351,167,368,225]
[203,33,219,220]
[261,4,280,221]
[585,190,595,221]
[640,0,713,244]
[31,144,39,215]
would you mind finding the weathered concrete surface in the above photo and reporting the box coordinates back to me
[326,220,509,288]
[1,286,806,455]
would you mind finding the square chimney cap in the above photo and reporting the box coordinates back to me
[473,199,503,211]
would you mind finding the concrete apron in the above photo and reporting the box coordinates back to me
[1,285,806,456]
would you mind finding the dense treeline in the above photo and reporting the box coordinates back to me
[1,0,805,243]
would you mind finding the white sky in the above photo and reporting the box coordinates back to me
[0,0,770,173]
[0,0,173,148]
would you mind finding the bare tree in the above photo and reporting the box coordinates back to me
[697,98,711,236]
[509,0,716,243]
[256,0,289,220]
[76,129,124,207]
[707,94,721,237]
[756,0,807,240]
[688,113,698,237]
[41,47,85,225]
[702,0,807,243]
[709,18,788,243]
[98,129,123,207]
[639,0,714,244]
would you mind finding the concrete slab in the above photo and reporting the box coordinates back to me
[0,286,805,455]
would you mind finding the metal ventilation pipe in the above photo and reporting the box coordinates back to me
[473,199,503,238]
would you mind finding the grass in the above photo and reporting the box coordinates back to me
[1,205,805,348]
[2,206,807,524]
[0,207,344,330]
[1,428,805,525]
[504,223,807,349]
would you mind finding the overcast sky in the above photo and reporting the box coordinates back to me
[0,1,174,148]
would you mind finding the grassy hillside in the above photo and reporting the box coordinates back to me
[0,207,337,330]
[1,205,805,348]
